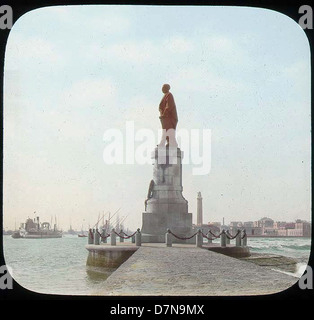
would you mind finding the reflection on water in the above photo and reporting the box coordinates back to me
[85,265,116,284]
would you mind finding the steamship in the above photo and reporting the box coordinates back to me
[11,217,62,239]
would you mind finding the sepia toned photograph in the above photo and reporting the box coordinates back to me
[1,3,312,298]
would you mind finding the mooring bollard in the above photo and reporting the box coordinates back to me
[94,228,100,245]
[92,228,95,244]
[166,229,172,247]
[207,232,212,244]
[236,229,241,247]
[101,229,107,243]
[88,228,93,244]
[220,230,226,247]
[135,228,141,246]
[226,234,230,245]
[111,228,116,246]
[196,229,203,247]
[242,230,247,246]
[119,230,124,243]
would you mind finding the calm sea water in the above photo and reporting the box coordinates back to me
[2,235,311,295]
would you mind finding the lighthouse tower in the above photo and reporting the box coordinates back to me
[197,192,203,226]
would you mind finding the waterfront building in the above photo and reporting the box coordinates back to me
[230,221,242,233]
[287,228,303,236]
[285,222,296,229]
[295,220,311,237]
[277,229,287,236]
[273,221,287,229]
[249,227,263,236]
[258,217,274,228]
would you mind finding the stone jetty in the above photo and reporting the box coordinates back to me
[93,243,297,296]
[87,85,299,296]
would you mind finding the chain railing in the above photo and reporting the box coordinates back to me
[166,228,247,248]
[88,228,141,246]
[168,229,198,240]
[208,230,224,239]
[88,227,248,248]
[113,230,137,239]
[226,230,241,240]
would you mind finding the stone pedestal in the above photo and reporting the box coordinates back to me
[141,146,193,243]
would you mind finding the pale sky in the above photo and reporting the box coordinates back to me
[3,5,311,231]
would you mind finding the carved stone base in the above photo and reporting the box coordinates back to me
[141,146,193,243]
[141,211,194,243]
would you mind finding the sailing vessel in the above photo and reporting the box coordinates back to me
[77,223,87,237]
[12,216,62,239]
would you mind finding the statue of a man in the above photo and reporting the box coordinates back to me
[158,84,178,147]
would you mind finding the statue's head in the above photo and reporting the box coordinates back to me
[162,84,170,93]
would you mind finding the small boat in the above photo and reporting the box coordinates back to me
[78,233,87,238]
[78,224,87,237]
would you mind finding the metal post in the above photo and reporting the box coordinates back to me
[131,235,135,243]
[119,230,124,243]
[135,228,141,246]
[88,228,93,244]
[92,228,95,244]
[242,230,247,246]
[101,229,107,243]
[220,230,226,247]
[207,232,212,244]
[226,233,230,245]
[94,228,100,245]
[196,229,203,247]
[111,228,116,246]
[236,229,241,247]
[166,229,172,247]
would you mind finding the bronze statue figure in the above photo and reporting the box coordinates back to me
[158,84,178,147]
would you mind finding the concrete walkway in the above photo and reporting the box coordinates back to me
[101,244,298,296]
